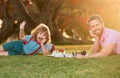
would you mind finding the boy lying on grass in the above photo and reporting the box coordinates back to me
[0,21,55,56]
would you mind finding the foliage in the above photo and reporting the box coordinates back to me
[58,0,120,41]
[58,0,93,40]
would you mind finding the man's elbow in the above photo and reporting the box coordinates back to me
[100,52,112,57]
[91,52,111,57]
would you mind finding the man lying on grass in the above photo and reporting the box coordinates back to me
[77,15,120,58]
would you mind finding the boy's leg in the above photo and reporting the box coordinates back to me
[2,40,24,56]
[0,52,8,56]
[0,46,6,52]
[0,46,8,56]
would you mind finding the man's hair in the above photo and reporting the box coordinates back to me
[87,15,103,25]
[31,23,51,43]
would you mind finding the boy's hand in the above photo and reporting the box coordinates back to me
[41,38,47,44]
[20,21,26,29]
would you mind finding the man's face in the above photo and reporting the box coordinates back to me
[89,19,104,36]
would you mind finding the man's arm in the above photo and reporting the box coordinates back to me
[91,37,101,53]
[76,43,116,58]
[89,44,116,57]
[89,30,101,53]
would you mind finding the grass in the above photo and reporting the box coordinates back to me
[0,45,120,78]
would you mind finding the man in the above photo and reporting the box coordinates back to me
[77,15,120,58]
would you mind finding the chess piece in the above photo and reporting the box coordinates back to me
[80,50,87,55]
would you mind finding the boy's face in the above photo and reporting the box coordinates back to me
[36,31,47,42]
[89,19,104,36]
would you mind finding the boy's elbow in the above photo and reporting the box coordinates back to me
[19,37,22,40]
[19,36,24,40]
[42,51,49,55]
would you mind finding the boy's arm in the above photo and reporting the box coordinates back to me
[19,21,26,40]
[40,39,49,55]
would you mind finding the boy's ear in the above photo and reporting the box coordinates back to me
[46,39,49,42]
[44,39,49,44]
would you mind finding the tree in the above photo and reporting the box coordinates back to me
[57,0,90,41]
[0,0,93,44]
[0,0,37,43]
[0,0,66,44]
[34,0,65,43]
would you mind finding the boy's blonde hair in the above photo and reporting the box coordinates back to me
[31,23,51,43]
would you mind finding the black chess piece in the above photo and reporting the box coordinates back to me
[72,52,77,56]
[72,52,75,56]
[80,50,87,55]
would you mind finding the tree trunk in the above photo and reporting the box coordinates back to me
[0,0,92,44]
[35,0,65,43]
[9,0,37,34]
[0,0,18,43]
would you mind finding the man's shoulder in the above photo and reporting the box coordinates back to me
[105,28,120,34]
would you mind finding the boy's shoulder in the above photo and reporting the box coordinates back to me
[24,35,32,41]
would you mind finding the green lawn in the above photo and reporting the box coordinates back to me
[0,45,120,78]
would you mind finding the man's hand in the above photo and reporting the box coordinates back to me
[76,54,85,59]
[89,30,98,38]
[20,21,26,29]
